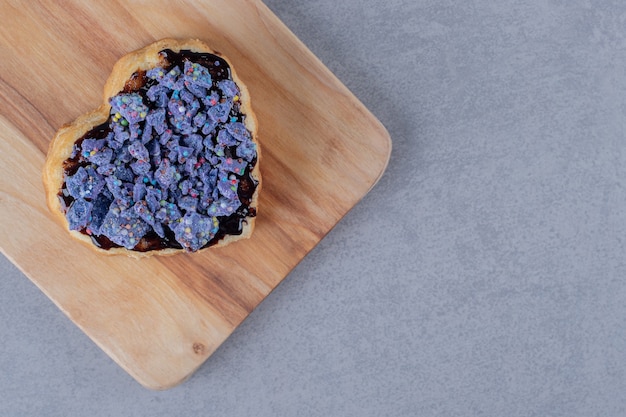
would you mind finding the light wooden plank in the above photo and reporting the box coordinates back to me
[0,0,390,389]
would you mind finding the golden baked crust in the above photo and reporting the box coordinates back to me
[42,38,261,258]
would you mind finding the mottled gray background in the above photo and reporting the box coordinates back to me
[3,0,626,415]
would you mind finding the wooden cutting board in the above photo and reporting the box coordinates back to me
[0,0,391,389]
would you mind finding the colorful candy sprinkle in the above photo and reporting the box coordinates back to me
[62,50,257,252]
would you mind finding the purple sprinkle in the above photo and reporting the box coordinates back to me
[236,138,257,161]
[88,147,113,166]
[207,196,240,216]
[202,135,215,152]
[146,67,166,81]
[155,204,182,224]
[178,179,192,195]
[165,137,179,151]
[193,112,207,130]
[109,93,148,125]
[220,156,247,175]
[202,91,220,108]
[185,82,207,99]
[180,88,194,104]
[89,192,113,234]
[66,167,105,200]
[99,204,150,249]
[201,119,218,135]
[113,124,130,144]
[141,122,153,144]
[177,146,194,163]
[158,128,173,145]
[146,84,167,103]
[184,156,198,174]
[145,139,160,156]
[146,188,162,212]
[105,176,131,201]
[132,183,147,202]
[128,141,149,162]
[178,195,198,212]
[114,165,134,182]
[218,80,239,98]
[225,122,251,142]
[184,134,204,153]
[198,165,217,188]
[146,108,167,135]
[132,201,164,238]
[217,172,239,199]
[96,163,116,176]
[208,100,232,124]
[217,129,237,146]
[81,138,106,153]
[129,123,141,140]
[114,146,132,164]
[158,66,182,89]
[154,158,177,189]
[131,160,151,176]
[184,60,212,88]
[66,199,93,230]
[171,212,217,252]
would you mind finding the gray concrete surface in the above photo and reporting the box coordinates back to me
[3,0,626,415]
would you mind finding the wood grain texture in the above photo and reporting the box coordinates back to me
[0,0,391,389]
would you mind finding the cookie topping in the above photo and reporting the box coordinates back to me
[58,49,258,252]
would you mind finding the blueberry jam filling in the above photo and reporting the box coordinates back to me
[58,49,258,252]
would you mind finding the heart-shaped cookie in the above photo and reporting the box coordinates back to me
[43,39,260,257]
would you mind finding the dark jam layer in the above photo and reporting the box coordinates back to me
[59,49,257,252]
